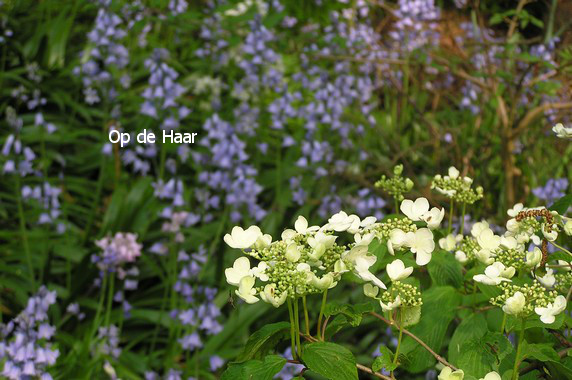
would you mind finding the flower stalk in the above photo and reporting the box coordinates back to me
[317,290,328,340]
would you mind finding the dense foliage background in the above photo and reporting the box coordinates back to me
[0,0,571,379]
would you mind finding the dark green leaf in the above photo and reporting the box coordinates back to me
[236,322,290,362]
[301,342,358,380]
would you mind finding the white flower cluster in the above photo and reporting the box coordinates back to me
[431,166,483,204]
[224,199,443,308]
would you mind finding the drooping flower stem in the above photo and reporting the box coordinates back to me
[302,295,310,335]
[287,298,297,360]
[459,202,466,234]
[317,290,328,340]
[447,199,455,235]
[294,297,302,357]
[393,308,404,366]
[512,318,526,380]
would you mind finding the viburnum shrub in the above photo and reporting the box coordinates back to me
[222,162,572,380]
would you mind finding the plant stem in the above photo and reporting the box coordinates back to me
[287,298,297,360]
[447,198,454,235]
[512,318,526,380]
[460,202,466,235]
[394,198,399,215]
[553,242,572,258]
[302,296,310,335]
[15,174,35,290]
[317,290,328,340]
[105,273,115,326]
[500,313,507,334]
[294,297,302,358]
[90,274,108,341]
[393,308,404,366]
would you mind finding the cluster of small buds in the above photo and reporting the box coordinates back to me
[382,281,423,308]
[371,217,417,241]
[492,248,527,271]
[374,164,414,202]
[555,271,572,293]
[431,166,483,204]
[455,236,479,263]
[491,281,559,317]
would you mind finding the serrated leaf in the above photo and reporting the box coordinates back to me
[301,342,358,380]
[236,322,290,362]
[427,250,463,287]
[449,313,488,364]
[221,355,287,380]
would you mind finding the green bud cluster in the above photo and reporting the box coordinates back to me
[372,217,417,240]
[382,281,423,308]
[490,281,558,315]
[431,175,483,204]
[457,236,479,261]
[375,164,414,202]
[555,272,572,293]
[493,248,527,271]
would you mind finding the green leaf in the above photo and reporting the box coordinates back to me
[400,286,462,373]
[402,305,421,327]
[519,342,559,363]
[236,322,290,362]
[457,332,512,378]
[323,302,374,327]
[372,345,397,372]
[427,250,463,287]
[449,313,488,364]
[549,194,572,215]
[301,342,358,380]
[221,355,287,380]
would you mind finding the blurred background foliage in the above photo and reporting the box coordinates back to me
[0,0,571,378]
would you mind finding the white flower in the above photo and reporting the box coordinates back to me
[455,250,468,264]
[505,218,519,233]
[502,291,526,315]
[235,276,259,304]
[409,228,435,266]
[294,216,319,235]
[327,211,361,233]
[311,273,336,291]
[285,243,301,262]
[471,220,490,238]
[526,247,542,267]
[380,295,401,311]
[360,216,377,228]
[363,283,379,298]
[565,221,572,236]
[307,231,337,260]
[254,234,272,249]
[249,261,269,281]
[354,257,386,289]
[559,260,572,271]
[475,249,495,265]
[439,234,461,251]
[224,226,262,249]
[437,187,456,197]
[387,229,413,255]
[479,371,501,380]
[448,166,460,179]
[334,259,349,274]
[477,228,501,251]
[507,203,524,218]
[473,262,513,285]
[437,366,464,380]
[538,268,556,288]
[400,197,430,221]
[535,295,567,324]
[260,283,287,307]
[386,259,413,281]
[281,229,297,241]
[421,207,445,229]
[553,123,572,139]
[354,232,375,247]
[500,236,519,250]
[225,257,251,286]
[542,224,558,242]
